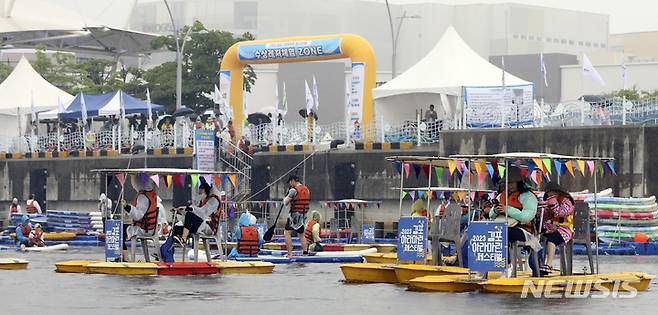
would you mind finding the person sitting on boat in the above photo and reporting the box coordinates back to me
[283,175,311,257]
[15,215,31,250]
[175,182,221,246]
[485,167,541,276]
[305,210,323,252]
[28,223,46,247]
[25,194,42,214]
[8,198,21,222]
[121,176,159,261]
[539,182,575,276]
[228,212,262,258]
[410,199,428,217]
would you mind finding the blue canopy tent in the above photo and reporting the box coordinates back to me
[58,90,164,119]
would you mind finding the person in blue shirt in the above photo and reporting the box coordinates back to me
[228,212,263,258]
[15,215,31,250]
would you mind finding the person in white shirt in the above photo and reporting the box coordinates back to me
[25,195,42,214]
[98,193,113,229]
[175,183,221,245]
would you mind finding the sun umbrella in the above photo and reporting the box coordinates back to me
[172,106,195,117]
[247,112,271,125]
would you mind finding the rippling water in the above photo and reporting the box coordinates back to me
[1,248,656,314]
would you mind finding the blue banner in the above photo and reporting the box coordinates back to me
[397,217,428,261]
[361,224,375,243]
[238,38,342,61]
[467,221,507,272]
[105,219,122,261]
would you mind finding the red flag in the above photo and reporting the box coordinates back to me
[115,173,126,187]
[173,174,183,187]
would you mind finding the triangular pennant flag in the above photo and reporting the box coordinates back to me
[526,160,536,175]
[213,176,221,186]
[220,175,227,189]
[393,162,402,175]
[404,163,411,179]
[229,174,238,187]
[191,175,199,188]
[434,167,444,182]
[532,158,544,173]
[565,160,575,177]
[173,175,183,187]
[203,175,213,186]
[576,160,586,176]
[554,160,563,177]
[529,170,539,185]
[400,191,407,200]
[417,190,425,199]
[115,173,126,187]
[586,161,595,176]
[470,192,476,202]
[150,175,160,187]
[542,158,552,174]
[597,161,605,176]
[454,160,463,174]
[448,160,457,175]
[444,191,452,200]
[422,165,430,178]
[490,160,499,177]
[497,165,506,178]
[139,173,149,186]
[409,190,416,200]
[486,163,494,178]
[412,164,422,179]
[478,172,487,185]
[163,175,171,188]
[535,170,543,186]
[607,160,617,176]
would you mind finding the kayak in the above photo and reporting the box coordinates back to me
[340,263,398,283]
[213,261,275,274]
[408,275,483,292]
[24,244,69,252]
[0,258,29,270]
[9,232,76,241]
[595,210,658,220]
[259,248,377,257]
[235,255,364,264]
[55,260,99,273]
[590,203,658,212]
[156,262,220,276]
[86,262,159,276]
[482,272,655,294]
[597,225,658,233]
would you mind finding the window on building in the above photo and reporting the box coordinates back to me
[594,43,599,48]
[561,39,567,44]
[537,36,542,41]
[601,43,607,48]
[529,35,535,41]
[513,34,519,39]
[234,1,258,30]
[585,42,591,47]
[569,40,574,45]
[545,37,551,42]
[521,35,526,40]
[578,41,583,46]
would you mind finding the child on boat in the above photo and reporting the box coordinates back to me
[305,211,323,252]
[28,223,46,247]
[228,212,263,258]
[539,182,575,276]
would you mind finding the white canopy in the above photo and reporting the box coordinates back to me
[373,26,532,120]
[0,56,73,115]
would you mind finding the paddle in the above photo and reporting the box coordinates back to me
[263,203,285,242]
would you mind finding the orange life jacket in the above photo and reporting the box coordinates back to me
[291,184,310,214]
[10,204,19,214]
[133,191,158,231]
[304,219,318,243]
[500,191,536,233]
[19,224,30,238]
[26,200,38,214]
[200,195,222,234]
[237,226,259,256]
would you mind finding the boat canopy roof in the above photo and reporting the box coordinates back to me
[399,187,495,193]
[449,152,614,161]
[385,155,451,167]
[91,168,237,175]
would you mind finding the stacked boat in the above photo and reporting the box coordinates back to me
[54,260,275,275]
[589,196,658,244]
[47,210,95,233]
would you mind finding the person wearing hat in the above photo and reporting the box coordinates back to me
[175,182,222,246]
[28,223,46,247]
[282,175,311,257]
[539,182,575,275]
[485,166,540,275]
[121,176,159,261]
[15,215,32,250]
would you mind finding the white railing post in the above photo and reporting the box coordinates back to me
[173,123,178,148]
[416,112,421,146]
[622,96,627,125]
[380,114,385,143]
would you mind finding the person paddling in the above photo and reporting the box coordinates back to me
[15,215,31,250]
[174,182,221,246]
[282,175,311,258]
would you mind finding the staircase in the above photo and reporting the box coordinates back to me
[216,140,252,199]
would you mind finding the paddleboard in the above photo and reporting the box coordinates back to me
[587,196,656,205]
[234,255,364,264]
[597,225,658,232]
[595,210,658,220]
[24,244,69,252]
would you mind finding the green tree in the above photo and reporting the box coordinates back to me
[0,62,11,83]
[149,21,256,112]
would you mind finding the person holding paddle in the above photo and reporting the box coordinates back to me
[282,175,311,258]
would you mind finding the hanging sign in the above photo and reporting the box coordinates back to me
[397,216,428,261]
[467,221,507,272]
[361,224,375,243]
[348,62,365,140]
[194,129,215,171]
[238,38,342,61]
[104,219,122,261]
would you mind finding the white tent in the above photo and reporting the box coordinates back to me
[373,26,533,126]
[0,56,73,150]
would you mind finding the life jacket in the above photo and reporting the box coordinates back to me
[19,224,30,238]
[304,219,318,243]
[550,195,574,231]
[26,200,38,214]
[200,195,222,234]
[237,226,259,256]
[291,184,310,214]
[500,191,536,233]
[10,204,19,214]
[133,191,158,231]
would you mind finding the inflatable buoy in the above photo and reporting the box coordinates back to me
[634,232,649,243]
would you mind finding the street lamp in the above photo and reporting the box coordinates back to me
[163,0,186,110]
[385,0,420,79]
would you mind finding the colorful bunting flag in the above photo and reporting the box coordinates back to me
[607,160,617,176]
[422,165,430,179]
[478,172,487,185]
[412,164,421,179]
[409,191,416,200]
[213,176,221,186]
[532,158,543,173]
[150,175,159,187]
[434,167,444,181]
[485,163,494,178]
[404,163,411,179]
[490,160,499,177]
[163,175,171,188]
[444,191,452,200]
[401,191,408,200]
[191,175,199,188]
[229,174,238,187]
[115,173,125,187]
[542,158,552,174]
[526,160,536,176]
[448,160,457,175]
[565,160,575,177]
[554,160,563,176]
[393,162,402,175]
[203,175,213,186]
[418,190,425,199]
[173,175,183,187]
[497,165,506,178]
[586,160,595,176]
[576,160,586,176]
[597,161,604,176]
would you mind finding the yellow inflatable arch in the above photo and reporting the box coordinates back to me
[220,34,376,140]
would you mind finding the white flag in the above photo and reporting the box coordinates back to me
[146,88,153,123]
[304,80,314,115]
[621,58,628,90]
[281,81,288,116]
[582,54,606,86]
[274,82,280,113]
[540,52,548,87]
[57,96,65,114]
[214,84,221,104]
[119,90,125,120]
[312,75,319,111]
[80,92,88,122]
[30,91,36,123]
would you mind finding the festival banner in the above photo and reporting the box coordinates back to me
[194,129,215,171]
[397,217,428,261]
[105,219,122,261]
[467,221,507,272]
[361,224,375,243]
[237,38,342,61]
[464,84,534,128]
[348,62,365,140]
